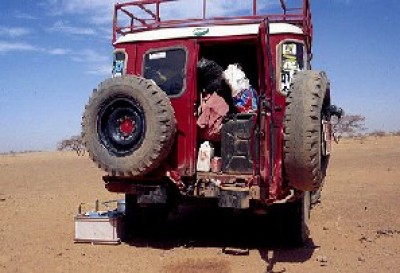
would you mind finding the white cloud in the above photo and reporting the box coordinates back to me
[0,27,32,38]
[0,40,71,57]
[0,40,107,75]
[45,0,116,25]
[71,49,108,63]
[48,48,70,55]
[14,11,39,20]
[0,41,38,53]
[47,21,96,36]
[87,64,111,75]
[70,49,111,75]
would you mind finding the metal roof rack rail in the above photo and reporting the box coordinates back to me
[113,0,312,49]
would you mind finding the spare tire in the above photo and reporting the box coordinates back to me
[82,76,176,177]
[283,70,330,191]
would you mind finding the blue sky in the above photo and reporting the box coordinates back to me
[0,0,399,153]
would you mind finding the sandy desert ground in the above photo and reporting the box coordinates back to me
[0,136,399,273]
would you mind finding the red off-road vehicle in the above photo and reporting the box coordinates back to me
[82,0,342,245]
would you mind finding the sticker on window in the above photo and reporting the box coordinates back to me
[115,60,124,73]
[149,52,167,60]
[283,44,297,55]
[113,51,126,77]
[280,42,304,94]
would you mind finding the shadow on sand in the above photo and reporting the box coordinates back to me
[123,204,317,272]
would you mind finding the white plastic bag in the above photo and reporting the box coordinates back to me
[223,64,250,97]
[196,141,214,172]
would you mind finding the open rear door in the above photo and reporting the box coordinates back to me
[135,40,198,176]
[258,19,275,200]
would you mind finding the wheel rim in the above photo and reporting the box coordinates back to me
[97,97,145,157]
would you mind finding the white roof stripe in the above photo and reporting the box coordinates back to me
[115,23,303,44]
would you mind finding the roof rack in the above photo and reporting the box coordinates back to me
[113,0,312,48]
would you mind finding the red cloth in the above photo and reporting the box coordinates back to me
[197,93,229,141]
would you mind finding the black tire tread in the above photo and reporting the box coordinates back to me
[283,70,330,191]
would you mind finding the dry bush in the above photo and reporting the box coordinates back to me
[57,135,85,156]
[368,130,387,138]
[0,150,42,156]
[334,114,366,138]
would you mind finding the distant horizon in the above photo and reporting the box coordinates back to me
[2,131,400,155]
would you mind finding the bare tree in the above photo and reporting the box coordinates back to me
[57,135,86,156]
[334,114,367,139]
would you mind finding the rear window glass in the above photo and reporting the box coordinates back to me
[143,48,187,96]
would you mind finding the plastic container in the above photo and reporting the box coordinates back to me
[211,156,222,173]
[196,141,214,172]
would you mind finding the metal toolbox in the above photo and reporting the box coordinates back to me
[74,200,124,244]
